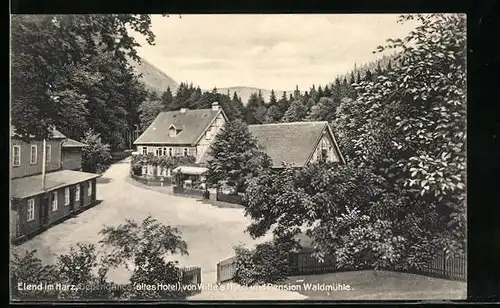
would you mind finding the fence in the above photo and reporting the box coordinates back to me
[408,250,467,281]
[180,266,202,285]
[173,186,209,199]
[217,256,237,283]
[216,249,466,283]
[216,192,246,206]
[130,173,174,186]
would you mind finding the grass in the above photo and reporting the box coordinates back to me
[284,269,467,300]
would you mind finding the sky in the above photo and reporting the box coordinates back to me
[130,14,419,91]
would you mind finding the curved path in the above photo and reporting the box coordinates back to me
[13,158,306,300]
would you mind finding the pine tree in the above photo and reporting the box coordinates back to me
[244,93,267,124]
[317,85,324,98]
[294,85,300,99]
[206,119,271,192]
[356,71,362,84]
[323,84,332,97]
[350,71,356,85]
[375,62,383,75]
[269,89,277,106]
[160,87,174,109]
[364,69,373,82]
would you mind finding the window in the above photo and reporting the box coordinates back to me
[12,145,21,166]
[46,145,52,163]
[75,184,80,201]
[142,147,147,155]
[52,191,58,211]
[163,147,167,156]
[27,198,35,221]
[216,118,223,126]
[206,128,212,140]
[64,187,70,206]
[30,145,37,164]
[155,147,162,156]
[88,181,92,196]
[183,148,188,157]
[169,127,176,137]
[168,148,173,157]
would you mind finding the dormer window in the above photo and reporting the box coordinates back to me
[169,125,177,137]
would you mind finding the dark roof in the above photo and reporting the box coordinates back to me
[134,109,222,145]
[248,121,338,168]
[11,170,101,199]
[62,138,87,148]
[10,125,67,140]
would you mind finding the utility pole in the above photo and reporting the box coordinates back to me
[41,139,47,190]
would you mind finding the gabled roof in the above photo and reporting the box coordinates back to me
[10,125,67,140]
[248,121,345,168]
[62,138,87,148]
[134,108,224,145]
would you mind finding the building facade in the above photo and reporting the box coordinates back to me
[133,102,227,180]
[10,127,100,243]
[248,121,346,168]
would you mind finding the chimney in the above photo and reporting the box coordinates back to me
[180,108,187,114]
[212,102,220,111]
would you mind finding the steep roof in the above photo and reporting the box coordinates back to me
[62,138,87,148]
[248,121,344,168]
[10,125,67,139]
[134,109,222,145]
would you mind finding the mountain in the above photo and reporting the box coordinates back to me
[216,87,290,105]
[128,58,179,95]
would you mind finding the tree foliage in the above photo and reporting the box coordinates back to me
[11,14,154,147]
[137,99,164,131]
[206,119,271,192]
[81,129,112,173]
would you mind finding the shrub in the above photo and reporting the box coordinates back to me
[232,242,291,286]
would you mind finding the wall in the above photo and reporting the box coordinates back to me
[61,148,83,171]
[136,145,197,158]
[196,112,226,162]
[309,131,339,164]
[11,139,63,179]
[12,178,97,240]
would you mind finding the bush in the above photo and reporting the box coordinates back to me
[232,242,290,286]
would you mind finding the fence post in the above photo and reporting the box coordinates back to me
[442,250,447,278]
[216,262,220,283]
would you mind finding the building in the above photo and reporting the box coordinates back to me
[248,121,346,168]
[10,127,101,243]
[133,102,227,180]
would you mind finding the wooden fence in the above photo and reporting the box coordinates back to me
[216,256,238,283]
[216,192,246,206]
[180,266,202,285]
[130,173,174,186]
[408,250,467,281]
[216,249,466,283]
[173,186,209,199]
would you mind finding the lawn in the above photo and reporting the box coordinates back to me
[284,270,467,300]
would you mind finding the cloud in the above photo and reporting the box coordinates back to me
[180,61,232,70]
[130,14,419,89]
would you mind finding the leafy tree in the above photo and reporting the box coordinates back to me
[11,14,155,140]
[206,119,271,192]
[137,99,164,131]
[264,105,282,123]
[281,99,308,122]
[340,13,466,253]
[81,129,112,173]
[11,217,192,300]
[307,97,340,122]
[99,216,190,299]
